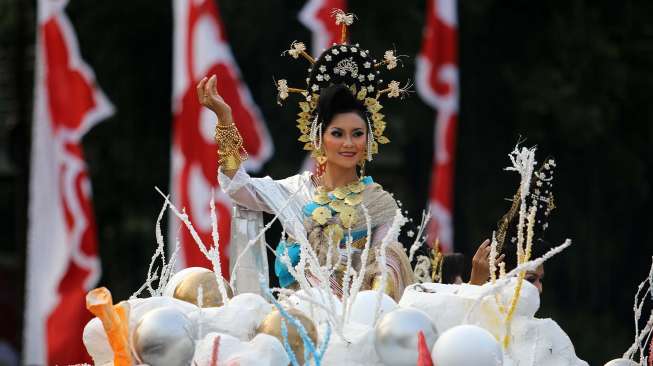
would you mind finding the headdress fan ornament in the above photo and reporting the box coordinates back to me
[496,157,557,253]
[275,9,411,161]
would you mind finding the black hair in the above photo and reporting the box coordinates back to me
[316,84,367,127]
[441,253,466,284]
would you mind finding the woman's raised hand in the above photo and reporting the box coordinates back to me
[197,74,233,125]
[469,239,505,285]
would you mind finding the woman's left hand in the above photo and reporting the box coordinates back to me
[196,74,233,125]
[469,239,505,285]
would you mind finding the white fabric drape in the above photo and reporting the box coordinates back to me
[219,167,315,241]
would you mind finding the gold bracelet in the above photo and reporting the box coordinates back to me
[214,122,248,170]
[220,154,241,171]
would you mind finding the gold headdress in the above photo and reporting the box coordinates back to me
[275,9,410,162]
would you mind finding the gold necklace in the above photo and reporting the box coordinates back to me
[310,178,366,230]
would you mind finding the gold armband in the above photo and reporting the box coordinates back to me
[214,122,248,171]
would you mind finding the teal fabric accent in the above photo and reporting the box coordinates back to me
[303,201,322,216]
[361,176,374,185]
[274,241,301,288]
[273,230,369,288]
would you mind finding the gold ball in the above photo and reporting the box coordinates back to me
[173,271,233,307]
[256,308,318,365]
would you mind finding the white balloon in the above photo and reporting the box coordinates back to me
[288,288,342,324]
[603,359,639,366]
[374,307,439,366]
[193,332,290,366]
[190,293,272,340]
[348,290,397,327]
[432,325,503,366]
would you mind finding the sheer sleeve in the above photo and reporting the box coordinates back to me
[218,166,275,213]
[217,166,314,240]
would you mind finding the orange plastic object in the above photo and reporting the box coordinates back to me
[86,287,133,366]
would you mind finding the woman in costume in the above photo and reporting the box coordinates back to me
[196,14,414,300]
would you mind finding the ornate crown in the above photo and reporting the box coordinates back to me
[275,9,410,161]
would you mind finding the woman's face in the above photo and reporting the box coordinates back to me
[525,264,545,294]
[322,112,367,170]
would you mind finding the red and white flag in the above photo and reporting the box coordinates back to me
[415,0,459,252]
[171,0,273,273]
[298,0,346,173]
[299,0,346,56]
[25,1,114,364]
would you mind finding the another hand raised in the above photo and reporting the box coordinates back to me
[469,239,505,285]
[197,74,233,125]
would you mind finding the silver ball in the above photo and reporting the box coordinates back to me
[374,308,439,366]
[133,306,195,366]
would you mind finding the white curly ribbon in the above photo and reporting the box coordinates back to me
[407,210,431,263]
[623,257,653,362]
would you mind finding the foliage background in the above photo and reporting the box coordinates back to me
[1,0,652,364]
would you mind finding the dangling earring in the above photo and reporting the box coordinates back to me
[366,117,373,162]
[316,158,327,177]
[310,115,322,151]
[314,148,327,177]
[358,157,366,178]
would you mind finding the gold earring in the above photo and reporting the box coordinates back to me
[315,146,327,165]
[358,158,366,177]
[313,148,327,177]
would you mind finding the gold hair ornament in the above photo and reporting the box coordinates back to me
[332,9,355,43]
[274,9,412,161]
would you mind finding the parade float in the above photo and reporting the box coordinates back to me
[80,11,652,366]
[81,143,628,366]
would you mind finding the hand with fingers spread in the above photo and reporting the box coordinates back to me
[197,74,233,126]
[469,239,505,285]
[197,74,246,173]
